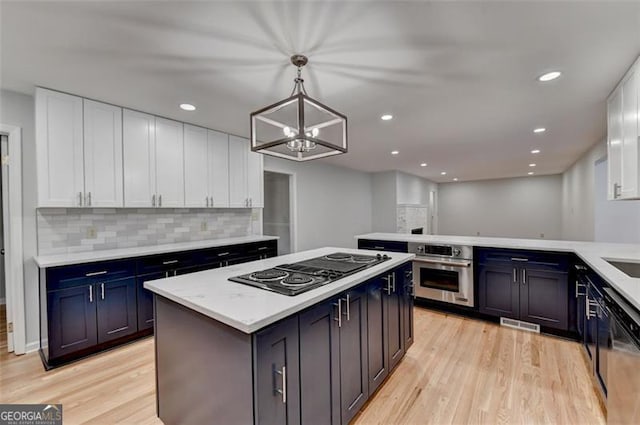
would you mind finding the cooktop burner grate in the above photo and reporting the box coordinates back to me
[250,269,288,281]
[325,253,353,261]
[281,274,314,286]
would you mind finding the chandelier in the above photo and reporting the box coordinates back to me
[250,54,348,161]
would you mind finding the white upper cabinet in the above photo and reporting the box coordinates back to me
[36,88,84,207]
[608,57,640,200]
[155,117,184,207]
[123,109,157,207]
[184,124,209,207]
[208,129,230,207]
[228,135,248,208]
[83,99,123,207]
[247,149,264,208]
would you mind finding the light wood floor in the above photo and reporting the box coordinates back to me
[0,307,604,425]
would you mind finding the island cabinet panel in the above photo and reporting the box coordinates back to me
[386,270,405,371]
[478,264,520,319]
[339,286,369,425]
[299,300,341,425]
[519,269,569,330]
[367,277,389,395]
[155,296,254,425]
[254,316,300,425]
[400,264,415,350]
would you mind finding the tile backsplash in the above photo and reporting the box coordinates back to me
[37,208,258,256]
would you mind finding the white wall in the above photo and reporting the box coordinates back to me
[396,171,438,205]
[594,158,640,243]
[438,175,563,239]
[263,171,292,255]
[0,90,39,349]
[264,156,372,251]
[561,139,607,241]
[371,172,397,233]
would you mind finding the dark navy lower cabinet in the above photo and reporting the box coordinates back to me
[366,277,389,395]
[386,270,405,372]
[136,272,165,332]
[299,298,341,425]
[254,316,300,425]
[357,239,408,253]
[401,264,414,350]
[47,284,98,359]
[96,278,137,343]
[477,248,570,331]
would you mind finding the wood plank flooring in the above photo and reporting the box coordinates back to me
[0,307,604,425]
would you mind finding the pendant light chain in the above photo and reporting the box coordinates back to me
[290,65,308,97]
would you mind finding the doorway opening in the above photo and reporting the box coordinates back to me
[0,135,5,353]
[263,171,296,255]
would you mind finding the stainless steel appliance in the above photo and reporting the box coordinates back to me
[229,252,389,296]
[604,287,640,425]
[408,243,474,307]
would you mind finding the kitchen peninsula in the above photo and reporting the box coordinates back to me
[144,247,415,425]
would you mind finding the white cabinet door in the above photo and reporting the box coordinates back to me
[123,109,156,207]
[155,117,185,207]
[184,124,209,207]
[83,99,123,207]
[247,149,264,208]
[208,129,230,207]
[621,67,639,199]
[228,135,248,207]
[35,88,84,207]
[608,89,624,200]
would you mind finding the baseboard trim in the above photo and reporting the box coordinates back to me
[0,297,5,305]
[25,341,40,353]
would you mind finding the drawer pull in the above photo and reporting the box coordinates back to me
[162,260,179,265]
[511,258,529,262]
[86,270,108,277]
[258,246,269,251]
[218,252,230,257]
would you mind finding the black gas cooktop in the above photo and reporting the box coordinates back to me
[228,252,390,296]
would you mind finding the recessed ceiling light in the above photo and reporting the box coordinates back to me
[531,149,541,154]
[441,171,447,175]
[538,71,562,82]
[529,163,537,167]
[453,178,459,181]
[533,127,546,133]
[391,150,399,155]
[420,163,427,167]
[528,172,535,175]
[180,103,196,111]
[381,114,393,121]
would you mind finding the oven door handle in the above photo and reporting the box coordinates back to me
[413,258,471,268]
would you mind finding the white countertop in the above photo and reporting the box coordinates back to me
[357,233,640,310]
[34,235,279,268]
[144,247,415,334]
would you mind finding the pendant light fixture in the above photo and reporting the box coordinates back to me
[250,54,348,161]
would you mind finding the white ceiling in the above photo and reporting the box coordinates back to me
[2,1,639,182]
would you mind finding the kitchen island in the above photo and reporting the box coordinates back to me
[144,247,415,425]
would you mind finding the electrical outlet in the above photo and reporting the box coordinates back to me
[476,231,480,236]
[540,233,545,238]
[252,210,260,220]
[87,227,97,239]
[201,221,208,232]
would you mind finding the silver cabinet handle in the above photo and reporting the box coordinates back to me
[206,197,209,207]
[158,194,162,207]
[218,252,230,257]
[511,258,529,262]
[333,300,342,327]
[87,192,92,206]
[392,272,396,292]
[152,194,156,207]
[258,246,269,251]
[162,260,179,265]
[210,196,214,207]
[89,285,93,303]
[274,365,287,404]
[78,191,83,206]
[522,269,527,285]
[575,280,587,298]
[384,275,392,295]
[586,297,598,320]
[513,268,518,284]
[101,283,105,300]
[374,246,385,250]
[342,294,350,321]
[613,183,621,199]
[86,270,108,277]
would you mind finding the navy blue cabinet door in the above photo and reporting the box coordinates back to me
[136,272,165,331]
[339,285,369,425]
[387,271,405,371]
[96,278,137,343]
[299,299,341,425]
[478,264,519,319]
[254,316,300,425]
[48,285,97,359]
[401,265,414,350]
[519,269,569,330]
[366,277,389,395]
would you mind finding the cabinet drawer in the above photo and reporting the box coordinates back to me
[197,245,246,265]
[476,248,570,272]
[358,239,408,253]
[47,260,135,291]
[136,252,196,275]
[243,240,277,256]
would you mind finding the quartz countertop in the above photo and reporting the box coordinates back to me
[34,235,279,268]
[144,247,415,334]
[357,233,640,311]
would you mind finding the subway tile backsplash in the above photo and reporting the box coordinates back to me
[37,208,257,256]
